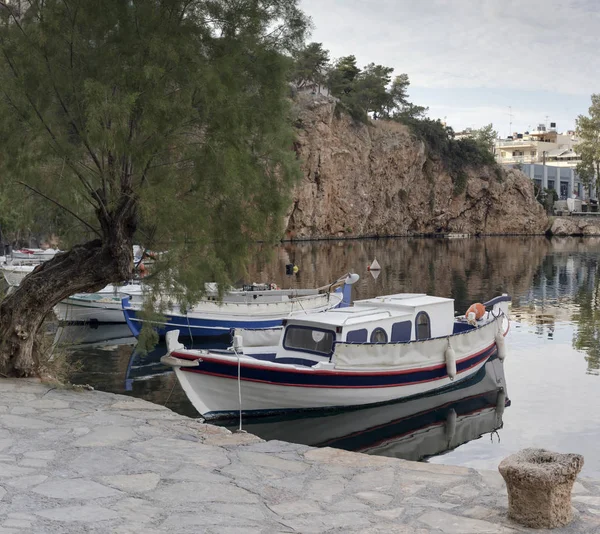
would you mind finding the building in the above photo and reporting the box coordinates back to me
[495,124,580,167]
[495,124,592,200]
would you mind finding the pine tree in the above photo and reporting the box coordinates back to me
[0,0,307,376]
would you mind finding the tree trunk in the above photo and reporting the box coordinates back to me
[0,210,136,377]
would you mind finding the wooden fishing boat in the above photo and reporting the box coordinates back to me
[161,293,511,418]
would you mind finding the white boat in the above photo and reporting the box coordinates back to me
[54,283,144,324]
[11,248,60,261]
[1,264,36,287]
[122,274,359,338]
[161,293,511,418]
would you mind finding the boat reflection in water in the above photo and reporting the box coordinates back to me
[214,359,509,462]
[53,323,137,349]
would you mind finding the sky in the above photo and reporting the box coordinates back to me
[299,0,599,137]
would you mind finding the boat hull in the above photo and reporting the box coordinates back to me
[174,342,497,418]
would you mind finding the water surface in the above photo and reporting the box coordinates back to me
[63,237,600,475]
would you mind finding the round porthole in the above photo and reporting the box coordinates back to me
[370,327,388,343]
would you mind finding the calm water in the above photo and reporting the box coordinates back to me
[62,236,600,476]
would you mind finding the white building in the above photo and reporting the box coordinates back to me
[494,124,593,200]
[495,124,580,167]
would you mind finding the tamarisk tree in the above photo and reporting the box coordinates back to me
[0,0,307,376]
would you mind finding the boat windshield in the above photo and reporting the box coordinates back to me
[283,326,335,356]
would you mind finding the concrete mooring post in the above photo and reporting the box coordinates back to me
[498,448,584,529]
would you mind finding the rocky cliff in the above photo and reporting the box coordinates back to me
[285,94,548,239]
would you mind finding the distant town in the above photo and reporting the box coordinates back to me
[456,123,588,202]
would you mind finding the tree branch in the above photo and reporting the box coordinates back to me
[17,181,101,237]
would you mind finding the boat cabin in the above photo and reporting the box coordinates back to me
[276,293,457,362]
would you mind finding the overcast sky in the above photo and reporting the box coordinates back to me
[300,0,599,136]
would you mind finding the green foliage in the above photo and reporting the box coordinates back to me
[472,124,498,153]
[0,0,308,305]
[401,117,498,183]
[291,42,329,89]
[453,172,468,197]
[533,184,558,213]
[324,54,425,122]
[575,94,600,195]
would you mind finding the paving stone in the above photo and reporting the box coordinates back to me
[268,499,321,515]
[164,466,231,484]
[9,407,37,415]
[0,465,35,479]
[23,450,55,460]
[32,478,122,499]
[357,526,430,534]
[407,497,460,510]
[110,400,169,411]
[305,476,347,502]
[74,426,137,447]
[0,441,12,453]
[100,473,160,492]
[18,459,47,468]
[0,415,53,429]
[573,481,590,494]
[0,487,5,502]
[35,505,120,522]
[39,409,82,418]
[2,520,31,529]
[442,483,483,500]
[149,481,259,504]
[236,451,309,473]
[374,507,405,519]
[574,495,600,507]
[131,437,230,468]
[26,399,70,409]
[110,498,162,523]
[355,491,394,506]
[350,468,396,491]
[4,475,48,489]
[418,510,517,533]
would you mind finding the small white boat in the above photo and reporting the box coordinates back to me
[11,248,60,261]
[1,264,36,287]
[162,293,511,419]
[54,283,144,324]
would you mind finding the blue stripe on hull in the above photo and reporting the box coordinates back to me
[122,308,282,338]
[181,345,496,388]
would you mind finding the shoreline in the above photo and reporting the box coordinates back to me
[1,378,600,533]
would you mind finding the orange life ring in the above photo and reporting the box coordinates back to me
[466,302,485,320]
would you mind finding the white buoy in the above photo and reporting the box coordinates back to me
[165,330,184,355]
[445,342,456,379]
[369,258,381,271]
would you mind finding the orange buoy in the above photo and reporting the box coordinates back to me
[466,302,485,320]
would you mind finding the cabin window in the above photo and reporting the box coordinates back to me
[283,326,335,356]
[370,327,388,343]
[416,312,431,340]
[391,321,412,342]
[346,328,367,342]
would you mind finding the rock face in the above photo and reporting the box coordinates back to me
[498,448,584,528]
[286,94,549,239]
[551,217,600,236]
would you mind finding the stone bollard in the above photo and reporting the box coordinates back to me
[498,448,584,529]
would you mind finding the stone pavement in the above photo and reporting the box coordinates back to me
[1,379,600,533]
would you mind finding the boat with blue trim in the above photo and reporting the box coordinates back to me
[121,273,359,339]
[161,292,511,419]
